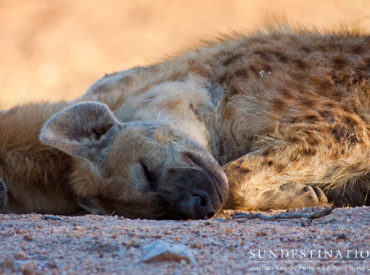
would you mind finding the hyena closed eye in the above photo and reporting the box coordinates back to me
[0,27,369,218]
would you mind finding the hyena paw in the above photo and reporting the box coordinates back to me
[261,183,329,209]
[281,183,328,208]
[0,178,7,209]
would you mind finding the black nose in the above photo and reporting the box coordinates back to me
[163,167,224,219]
[177,190,215,219]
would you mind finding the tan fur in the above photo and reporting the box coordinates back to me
[0,102,79,214]
[1,27,369,218]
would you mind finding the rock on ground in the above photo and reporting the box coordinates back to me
[142,240,196,264]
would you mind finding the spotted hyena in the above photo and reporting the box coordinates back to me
[0,27,369,219]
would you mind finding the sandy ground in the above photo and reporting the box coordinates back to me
[0,207,369,274]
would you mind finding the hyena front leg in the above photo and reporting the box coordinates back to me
[223,122,369,211]
[0,178,8,210]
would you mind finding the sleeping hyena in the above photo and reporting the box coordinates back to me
[0,27,369,219]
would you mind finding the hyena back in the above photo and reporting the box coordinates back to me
[1,27,369,218]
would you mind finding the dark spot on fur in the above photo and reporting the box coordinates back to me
[190,62,212,78]
[267,160,273,167]
[343,116,358,127]
[302,148,316,156]
[229,84,243,97]
[280,88,294,99]
[234,68,248,78]
[254,49,270,61]
[236,159,244,166]
[223,53,243,66]
[341,149,345,155]
[239,167,250,174]
[262,149,272,157]
[346,128,361,145]
[289,154,299,162]
[331,125,345,143]
[330,148,340,158]
[304,114,320,122]
[350,43,367,54]
[249,64,258,75]
[288,118,297,124]
[217,73,231,85]
[349,134,360,145]
[271,98,286,111]
[262,63,272,72]
[287,136,299,143]
[321,80,334,91]
[307,136,319,146]
[342,106,350,113]
[275,164,286,173]
[293,59,308,70]
[327,144,332,150]
[319,110,335,123]
[326,102,334,108]
[332,56,348,70]
[271,51,289,63]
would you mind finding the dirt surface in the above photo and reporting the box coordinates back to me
[0,207,369,274]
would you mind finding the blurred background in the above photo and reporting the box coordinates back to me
[1,0,369,108]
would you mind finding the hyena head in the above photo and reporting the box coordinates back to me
[40,102,228,219]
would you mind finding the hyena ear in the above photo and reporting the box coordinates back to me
[40,102,121,163]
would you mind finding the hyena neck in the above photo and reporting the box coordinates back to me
[111,73,223,153]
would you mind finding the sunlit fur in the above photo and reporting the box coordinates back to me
[1,26,369,217]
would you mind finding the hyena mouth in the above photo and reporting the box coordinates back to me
[204,170,223,204]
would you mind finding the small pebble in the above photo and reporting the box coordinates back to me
[301,219,312,226]
[41,215,61,221]
[142,240,196,264]
[336,233,347,240]
[23,235,33,241]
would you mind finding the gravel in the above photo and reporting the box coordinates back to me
[0,207,369,274]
